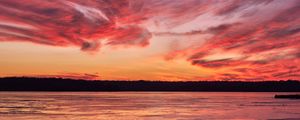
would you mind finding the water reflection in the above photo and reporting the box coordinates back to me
[0,92,299,120]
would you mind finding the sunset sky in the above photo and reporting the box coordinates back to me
[0,0,299,81]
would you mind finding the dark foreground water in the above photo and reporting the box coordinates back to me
[0,92,299,120]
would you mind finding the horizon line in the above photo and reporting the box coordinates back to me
[1,76,300,82]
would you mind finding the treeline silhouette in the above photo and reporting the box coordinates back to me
[0,77,300,92]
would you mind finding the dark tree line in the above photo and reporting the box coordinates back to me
[0,77,300,92]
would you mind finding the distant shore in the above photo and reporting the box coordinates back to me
[0,77,300,92]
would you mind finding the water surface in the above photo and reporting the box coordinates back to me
[0,92,299,120]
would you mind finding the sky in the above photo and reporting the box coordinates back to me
[0,0,299,81]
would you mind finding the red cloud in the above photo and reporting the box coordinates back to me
[162,0,300,80]
[0,0,215,52]
[0,0,153,52]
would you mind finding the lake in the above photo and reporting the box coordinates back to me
[0,92,299,120]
